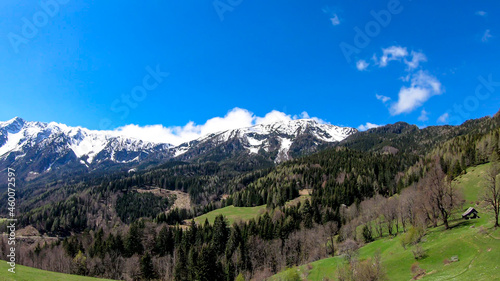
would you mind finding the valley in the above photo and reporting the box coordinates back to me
[2,2,498,280]
[0,111,499,280]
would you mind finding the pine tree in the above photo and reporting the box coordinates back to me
[362,224,374,243]
[125,222,144,256]
[301,200,313,228]
[197,245,224,281]
[174,247,188,281]
[155,225,174,256]
[212,215,229,255]
[140,252,157,280]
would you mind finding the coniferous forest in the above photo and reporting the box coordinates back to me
[1,111,500,280]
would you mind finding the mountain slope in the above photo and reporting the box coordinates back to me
[175,119,357,163]
[0,117,357,185]
[0,117,174,182]
[339,110,500,155]
[270,163,500,281]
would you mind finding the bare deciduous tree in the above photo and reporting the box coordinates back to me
[382,197,398,236]
[337,250,386,281]
[324,221,338,256]
[338,239,359,262]
[424,159,463,230]
[399,186,418,231]
[483,161,500,227]
[372,195,386,238]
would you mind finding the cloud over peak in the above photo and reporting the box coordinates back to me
[357,122,383,131]
[111,108,326,146]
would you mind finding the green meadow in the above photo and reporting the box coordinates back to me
[1,165,498,281]
[270,163,500,281]
[0,262,112,281]
[193,192,312,225]
[193,205,267,225]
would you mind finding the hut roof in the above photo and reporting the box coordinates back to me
[462,207,477,217]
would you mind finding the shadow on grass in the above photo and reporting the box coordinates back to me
[448,219,476,230]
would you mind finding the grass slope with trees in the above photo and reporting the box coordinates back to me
[271,163,500,281]
[0,262,113,281]
[0,111,499,280]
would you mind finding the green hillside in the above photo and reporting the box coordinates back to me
[0,262,112,281]
[193,205,267,225]
[193,192,311,225]
[270,163,500,281]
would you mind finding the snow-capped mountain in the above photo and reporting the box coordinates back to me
[0,117,357,181]
[174,119,357,163]
[0,117,173,180]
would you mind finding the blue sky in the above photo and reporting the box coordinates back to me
[0,0,499,143]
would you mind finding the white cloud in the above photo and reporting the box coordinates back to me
[255,110,294,125]
[379,46,408,67]
[475,11,487,17]
[113,108,253,145]
[357,122,382,131]
[330,14,340,26]
[482,29,493,42]
[111,108,323,145]
[404,51,427,70]
[376,94,391,103]
[418,109,429,122]
[293,111,329,124]
[322,6,341,26]
[356,60,369,71]
[437,113,449,123]
[366,46,439,116]
[390,71,443,115]
[374,47,426,70]
[298,111,310,119]
[400,74,411,82]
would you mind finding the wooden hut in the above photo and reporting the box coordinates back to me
[462,207,479,219]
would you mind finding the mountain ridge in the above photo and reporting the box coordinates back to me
[0,117,357,182]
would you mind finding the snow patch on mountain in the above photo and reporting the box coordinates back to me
[0,117,358,174]
[276,137,293,162]
[172,118,357,162]
[0,128,25,156]
[0,117,173,169]
[69,134,108,163]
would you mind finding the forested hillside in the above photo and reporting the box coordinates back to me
[1,111,499,280]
